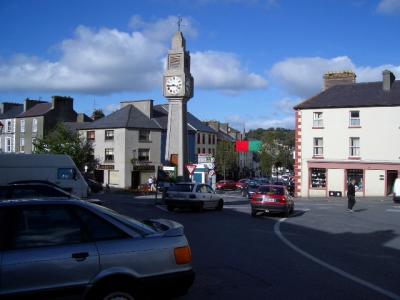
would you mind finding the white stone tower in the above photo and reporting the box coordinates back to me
[163,30,194,177]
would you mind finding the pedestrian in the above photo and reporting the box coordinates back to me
[347,179,356,212]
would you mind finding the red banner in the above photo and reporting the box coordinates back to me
[235,141,249,152]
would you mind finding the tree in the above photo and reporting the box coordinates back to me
[215,140,238,180]
[33,123,97,172]
[92,109,105,120]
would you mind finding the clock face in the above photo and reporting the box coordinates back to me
[166,76,183,95]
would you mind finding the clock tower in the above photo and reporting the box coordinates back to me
[163,30,194,177]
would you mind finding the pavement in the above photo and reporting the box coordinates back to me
[96,190,400,300]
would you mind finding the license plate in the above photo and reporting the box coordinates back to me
[263,198,275,203]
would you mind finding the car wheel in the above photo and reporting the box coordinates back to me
[251,209,257,217]
[167,205,175,212]
[90,283,137,300]
[195,202,204,212]
[216,199,224,211]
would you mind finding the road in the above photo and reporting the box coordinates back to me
[97,191,400,300]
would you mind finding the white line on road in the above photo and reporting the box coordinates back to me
[386,209,400,213]
[274,219,400,300]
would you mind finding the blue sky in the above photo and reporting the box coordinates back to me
[1,0,400,130]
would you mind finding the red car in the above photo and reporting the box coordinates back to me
[216,180,237,190]
[236,179,249,190]
[251,185,294,217]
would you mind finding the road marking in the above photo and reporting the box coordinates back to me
[156,205,170,212]
[386,209,400,213]
[274,219,400,300]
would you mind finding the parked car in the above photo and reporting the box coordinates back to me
[251,184,294,217]
[164,183,224,212]
[0,198,195,299]
[394,178,400,203]
[236,179,249,190]
[1,182,102,205]
[85,178,104,193]
[245,180,260,199]
[216,180,237,190]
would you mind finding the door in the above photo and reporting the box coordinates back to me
[1,205,99,297]
[196,185,213,208]
[131,171,140,189]
[387,170,398,195]
[94,170,104,184]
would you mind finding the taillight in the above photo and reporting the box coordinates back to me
[279,196,287,204]
[174,246,192,265]
[189,194,196,199]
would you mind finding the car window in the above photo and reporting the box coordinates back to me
[169,184,194,192]
[196,185,207,193]
[258,186,285,195]
[57,168,76,180]
[206,185,214,193]
[12,206,83,249]
[74,207,129,241]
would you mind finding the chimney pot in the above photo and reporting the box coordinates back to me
[383,70,395,92]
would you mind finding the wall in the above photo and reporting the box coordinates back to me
[15,116,44,153]
[327,168,345,195]
[365,170,385,196]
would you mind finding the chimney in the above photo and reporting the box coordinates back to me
[0,102,22,114]
[51,96,73,111]
[205,120,220,132]
[383,70,395,92]
[120,100,153,118]
[76,113,93,123]
[23,98,47,112]
[220,123,229,134]
[323,71,356,90]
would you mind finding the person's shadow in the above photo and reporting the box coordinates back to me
[354,208,367,212]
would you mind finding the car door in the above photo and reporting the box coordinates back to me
[196,185,212,205]
[205,185,219,208]
[1,204,99,297]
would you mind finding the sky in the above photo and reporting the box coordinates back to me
[1,0,400,130]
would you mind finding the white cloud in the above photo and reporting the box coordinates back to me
[192,51,267,93]
[269,56,400,98]
[0,16,266,95]
[377,0,400,14]
[274,97,300,115]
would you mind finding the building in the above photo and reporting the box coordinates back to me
[294,70,400,198]
[0,103,23,153]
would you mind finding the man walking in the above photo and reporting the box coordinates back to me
[347,179,356,212]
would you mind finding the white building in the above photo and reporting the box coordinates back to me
[294,70,400,197]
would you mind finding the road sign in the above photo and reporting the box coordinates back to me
[186,164,197,175]
[198,154,215,163]
[208,169,215,177]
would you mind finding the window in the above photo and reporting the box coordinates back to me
[32,119,38,133]
[138,148,150,161]
[197,148,201,154]
[105,130,114,141]
[208,148,212,154]
[5,137,11,153]
[213,135,216,145]
[349,137,360,157]
[12,206,83,249]
[310,168,326,188]
[20,119,25,133]
[347,169,363,192]
[202,134,205,144]
[20,138,24,153]
[87,131,95,141]
[208,134,211,144]
[212,149,215,156]
[197,133,201,144]
[202,148,205,154]
[57,168,76,180]
[139,130,150,142]
[313,112,323,128]
[105,148,114,162]
[6,120,12,133]
[196,185,209,193]
[313,138,323,156]
[74,208,128,241]
[350,111,360,127]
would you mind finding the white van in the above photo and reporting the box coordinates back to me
[0,154,89,198]
[393,178,400,203]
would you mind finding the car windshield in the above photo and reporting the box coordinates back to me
[94,204,157,236]
[258,186,285,195]
[169,184,195,192]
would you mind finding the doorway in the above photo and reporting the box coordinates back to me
[131,171,140,189]
[94,170,104,184]
[387,170,398,195]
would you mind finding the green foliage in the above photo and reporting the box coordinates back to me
[92,109,105,120]
[33,123,96,171]
[247,127,294,174]
[215,140,238,179]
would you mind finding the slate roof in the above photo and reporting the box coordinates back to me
[294,81,400,110]
[17,103,52,118]
[0,105,23,119]
[78,105,161,130]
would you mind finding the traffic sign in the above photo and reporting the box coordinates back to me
[208,169,215,177]
[186,164,197,175]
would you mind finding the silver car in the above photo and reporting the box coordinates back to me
[164,183,224,212]
[0,199,194,299]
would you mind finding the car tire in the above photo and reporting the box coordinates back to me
[90,283,137,300]
[195,202,204,212]
[251,209,257,217]
[216,199,224,211]
[167,205,175,212]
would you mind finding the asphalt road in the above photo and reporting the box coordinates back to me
[97,191,400,300]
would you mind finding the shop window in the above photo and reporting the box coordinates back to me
[313,138,323,156]
[349,137,360,157]
[138,149,150,162]
[310,168,326,188]
[87,131,95,141]
[313,112,323,128]
[105,148,114,162]
[350,111,360,127]
[105,130,114,141]
[347,169,363,192]
[139,130,150,142]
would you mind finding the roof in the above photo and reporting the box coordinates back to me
[153,104,216,133]
[77,105,161,130]
[217,130,236,142]
[0,105,23,119]
[294,80,400,110]
[17,103,52,118]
